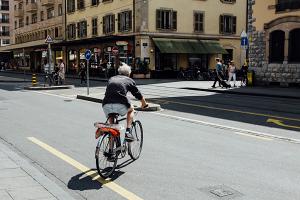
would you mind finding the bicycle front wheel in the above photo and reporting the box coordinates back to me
[128,120,143,160]
[95,133,118,179]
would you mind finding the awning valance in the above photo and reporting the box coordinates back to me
[152,38,227,54]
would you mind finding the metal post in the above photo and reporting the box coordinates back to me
[48,43,52,73]
[23,48,26,81]
[87,60,89,95]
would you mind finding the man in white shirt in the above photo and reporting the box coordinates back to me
[58,59,65,85]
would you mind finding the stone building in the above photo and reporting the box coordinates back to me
[0,0,10,46]
[249,0,300,86]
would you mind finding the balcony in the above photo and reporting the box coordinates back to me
[14,9,24,18]
[25,2,37,13]
[0,32,10,36]
[276,0,300,12]
[0,19,9,23]
[0,6,9,11]
[41,0,55,7]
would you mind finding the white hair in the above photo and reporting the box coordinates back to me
[118,62,131,76]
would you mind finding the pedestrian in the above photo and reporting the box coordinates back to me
[227,60,237,87]
[211,58,223,88]
[79,62,86,84]
[241,61,248,86]
[58,59,65,85]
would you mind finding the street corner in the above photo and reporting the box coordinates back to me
[24,85,74,90]
[134,103,161,112]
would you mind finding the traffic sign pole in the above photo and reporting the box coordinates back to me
[84,49,92,95]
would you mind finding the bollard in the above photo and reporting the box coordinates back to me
[32,74,37,86]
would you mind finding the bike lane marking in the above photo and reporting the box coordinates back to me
[151,112,300,144]
[27,137,143,200]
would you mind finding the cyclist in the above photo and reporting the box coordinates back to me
[102,62,148,142]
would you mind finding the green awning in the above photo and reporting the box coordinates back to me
[152,38,227,54]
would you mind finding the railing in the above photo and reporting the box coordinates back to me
[0,6,9,11]
[0,32,10,36]
[276,1,300,12]
[0,19,9,23]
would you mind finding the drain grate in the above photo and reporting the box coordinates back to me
[199,185,243,199]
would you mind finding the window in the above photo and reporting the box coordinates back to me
[156,9,177,30]
[2,26,9,36]
[15,21,17,29]
[55,27,59,37]
[194,12,204,32]
[102,0,113,2]
[118,11,132,32]
[103,14,115,34]
[276,0,300,12]
[77,0,85,10]
[92,0,99,6]
[26,16,29,25]
[67,24,76,39]
[77,21,87,38]
[67,0,75,13]
[219,15,236,34]
[92,18,98,36]
[47,7,54,19]
[2,39,10,45]
[32,13,37,24]
[269,30,285,63]
[58,4,62,16]
[288,28,300,63]
[40,11,44,21]
[2,14,9,23]
[19,19,24,27]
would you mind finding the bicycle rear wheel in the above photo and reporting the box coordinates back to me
[95,133,118,178]
[128,120,143,160]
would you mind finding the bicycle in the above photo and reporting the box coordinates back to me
[94,111,143,179]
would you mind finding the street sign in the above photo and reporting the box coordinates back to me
[45,35,54,43]
[240,30,248,48]
[112,46,119,55]
[85,49,92,61]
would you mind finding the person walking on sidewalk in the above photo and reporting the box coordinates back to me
[102,62,148,142]
[212,58,223,88]
[227,60,237,87]
[79,62,86,84]
[58,59,65,85]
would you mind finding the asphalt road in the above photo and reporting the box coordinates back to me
[0,75,300,200]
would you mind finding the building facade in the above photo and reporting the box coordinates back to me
[64,0,247,77]
[0,0,10,46]
[2,0,64,72]
[1,0,247,77]
[249,0,300,86]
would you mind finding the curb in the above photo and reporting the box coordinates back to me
[181,87,300,99]
[24,85,74,90]
[76,95,161,111]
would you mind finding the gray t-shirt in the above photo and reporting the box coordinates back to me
[102,75,143,108]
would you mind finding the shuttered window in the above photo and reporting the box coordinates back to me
[156,9,177,31]
[219,15,236,34]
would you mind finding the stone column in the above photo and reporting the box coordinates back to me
[284,32,289,64]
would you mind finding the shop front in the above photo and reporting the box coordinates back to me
[152,38,227,78]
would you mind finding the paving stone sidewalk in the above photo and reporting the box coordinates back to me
[0,140,75,200]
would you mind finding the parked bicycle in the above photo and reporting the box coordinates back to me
[94,111,143,178]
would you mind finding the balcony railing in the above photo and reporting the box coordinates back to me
[14,9,24,18]
[25,2,38,13]
[0,32,10,36]
[41,0,55,6]
[276,1,300,12]
[0,6,9,11]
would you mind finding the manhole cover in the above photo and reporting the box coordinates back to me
[199,185,243,199]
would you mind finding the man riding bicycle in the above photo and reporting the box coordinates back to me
[102,62,148,142]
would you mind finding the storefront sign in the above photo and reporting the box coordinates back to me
[116,41,128,46]
[112,46,119,55]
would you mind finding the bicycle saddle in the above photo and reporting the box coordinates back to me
[108,113,120,118]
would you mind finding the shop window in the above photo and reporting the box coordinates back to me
[156,9,177,31]
[92,18,98,36]
[194,11,204,33]
[269,30,285,63]
[103,14,115,34]
[68,50,78,74]
[219,15,236,34]
[67,0,75,13]
[157,54,177,70]
[289,28,300,63]
[118,10,132,32]
[77,21,87,38]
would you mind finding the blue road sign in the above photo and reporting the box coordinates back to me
[85,49,92,61]
[241,37,248,47]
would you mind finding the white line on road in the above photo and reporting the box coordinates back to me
[152,112,300,144]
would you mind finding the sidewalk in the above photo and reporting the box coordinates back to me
[0,139,75,200]
[1,70,300,99]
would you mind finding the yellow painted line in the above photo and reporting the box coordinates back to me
[27,137,143,200]
[267,118,300,129]
[153,99,300,122]
[233,132,273,141]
